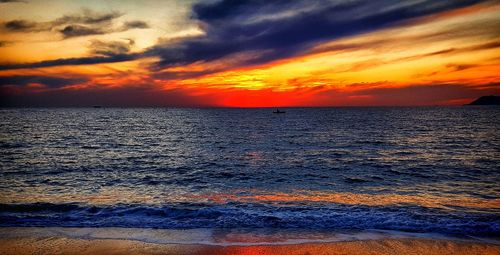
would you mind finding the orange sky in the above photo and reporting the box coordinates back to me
[0,0,499,107]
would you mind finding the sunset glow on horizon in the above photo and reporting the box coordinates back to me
[1,0,499,107]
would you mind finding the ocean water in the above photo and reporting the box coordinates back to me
[0,107,499,239]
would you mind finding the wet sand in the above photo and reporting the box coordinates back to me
[1,237,499,255]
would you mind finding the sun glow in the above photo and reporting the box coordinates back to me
[1,1,499,107]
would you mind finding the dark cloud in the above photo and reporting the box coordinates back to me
[2,9,148,38]
[122,20,149,29]
[148,0,486,69]
[0,75,88,88]
[422,41,500,57]
[54,9,122,25]
[59,25,105,38]
[152,69,222,80]
[0,39,139,70]
[445,63,479,71]
[0,86,219,107]
[89,39,134,57]
[0,53,141,70]
[3,20,38,31]
[395,41,500,62]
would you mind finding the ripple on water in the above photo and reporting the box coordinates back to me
[0,107,498,235]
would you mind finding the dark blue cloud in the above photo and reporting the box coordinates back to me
[0,75,88,88]
[0,54,141,70]
[149,0,485,69]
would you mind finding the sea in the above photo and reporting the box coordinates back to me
[0,107,499,243]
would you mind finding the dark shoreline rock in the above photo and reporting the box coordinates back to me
[467,95,499,105]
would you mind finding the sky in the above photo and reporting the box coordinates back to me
[0,0,499,107]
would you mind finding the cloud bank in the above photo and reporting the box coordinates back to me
[0,0,488,71]
[149,0,485,69]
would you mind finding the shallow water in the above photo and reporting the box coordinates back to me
[0,107,499,237]
[1,227,490,246]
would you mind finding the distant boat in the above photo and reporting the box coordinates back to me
[92,105,103,108]
[273,109,286,114]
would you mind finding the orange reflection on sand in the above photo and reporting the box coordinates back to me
[2,235,499,255]
[196,190,500,210]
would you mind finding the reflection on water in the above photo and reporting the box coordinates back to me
[0,186,195,205]
[196,190,500,210]
[3,187,498,210]
[0,107,499,235]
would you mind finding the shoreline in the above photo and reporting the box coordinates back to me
[0,227,499,255]
[1,236,499,255]
[2,227,499,246]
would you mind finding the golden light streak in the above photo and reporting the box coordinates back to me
[196,190,500,210]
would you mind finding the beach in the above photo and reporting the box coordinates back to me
[1,236,499,255]
[0,227,499,255]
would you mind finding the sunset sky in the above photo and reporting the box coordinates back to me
[0,0,499,107]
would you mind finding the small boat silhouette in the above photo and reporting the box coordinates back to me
[273,109,286,114]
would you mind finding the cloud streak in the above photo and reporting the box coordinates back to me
[0,54,141,70]
[0,75,88,88]
[2,9,149,39]
[0,37,142,70]
[122,20,149,29]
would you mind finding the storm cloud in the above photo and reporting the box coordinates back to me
[148,0,486,69]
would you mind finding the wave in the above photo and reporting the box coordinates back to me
[1,202,498,237]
